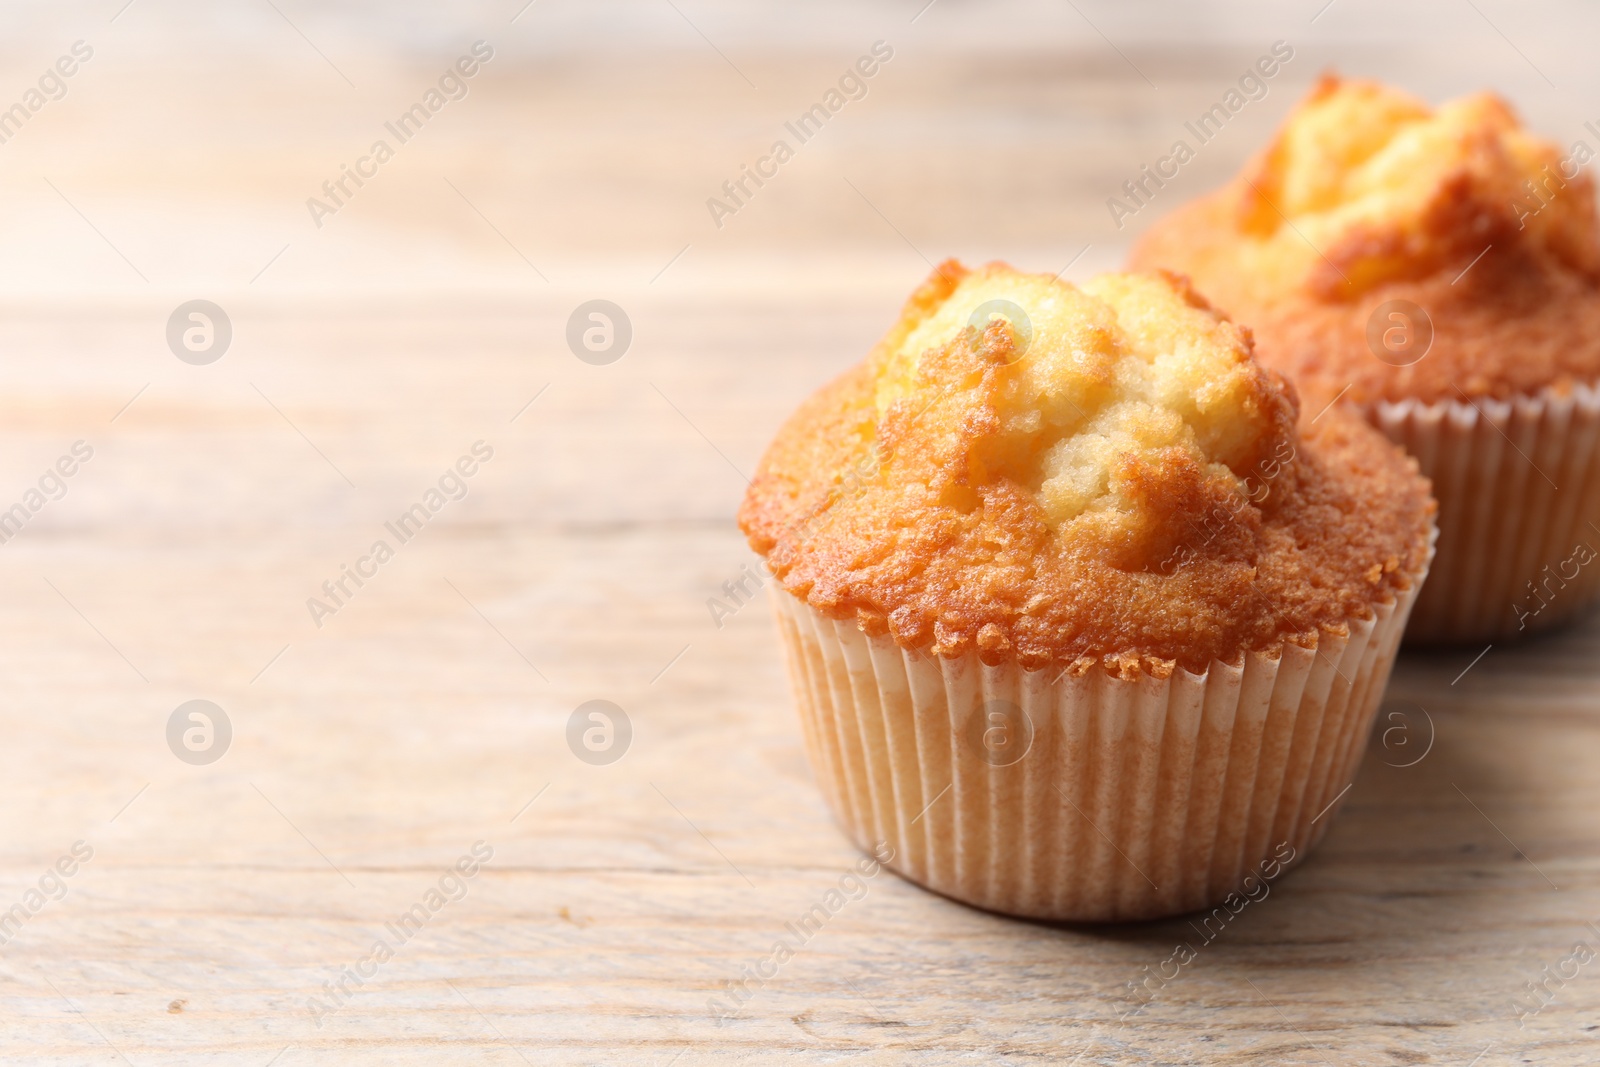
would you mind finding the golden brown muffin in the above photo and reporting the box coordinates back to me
[1130,74,1600,407]
[744,260,1436,922]
[1131,75,1600,644]
[741,260,1434,675]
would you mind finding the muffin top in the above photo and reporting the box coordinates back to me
[1131,75,1600,406]
[739,261,1434,676]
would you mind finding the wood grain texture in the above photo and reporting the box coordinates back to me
[1,1,1599,1063]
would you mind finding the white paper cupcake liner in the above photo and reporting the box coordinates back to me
[1369,381,1600,644]
[770,535,1431,922]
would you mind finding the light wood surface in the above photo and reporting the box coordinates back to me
[3,2,1600,1063]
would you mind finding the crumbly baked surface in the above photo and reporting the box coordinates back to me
[1130,75,1600,407]
[739,261,1435,675]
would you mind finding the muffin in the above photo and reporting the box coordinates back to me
[740,261,1435,921]
[1131,74,1600,644]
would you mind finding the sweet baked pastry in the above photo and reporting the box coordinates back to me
[740,261,1435,921]
[1131,74,1600,643]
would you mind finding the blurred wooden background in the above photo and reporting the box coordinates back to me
[0,0,1598,1063]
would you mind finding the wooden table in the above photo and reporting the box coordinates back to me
[2,2,1598,1063]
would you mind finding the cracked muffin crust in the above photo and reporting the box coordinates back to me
[1130,74,1600,407]
[740,260,1435,675]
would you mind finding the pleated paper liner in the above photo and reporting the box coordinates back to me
[1369,380,1600,645]
[770,530,1432,922]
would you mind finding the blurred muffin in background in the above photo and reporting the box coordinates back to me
[1131,74,1600,643]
